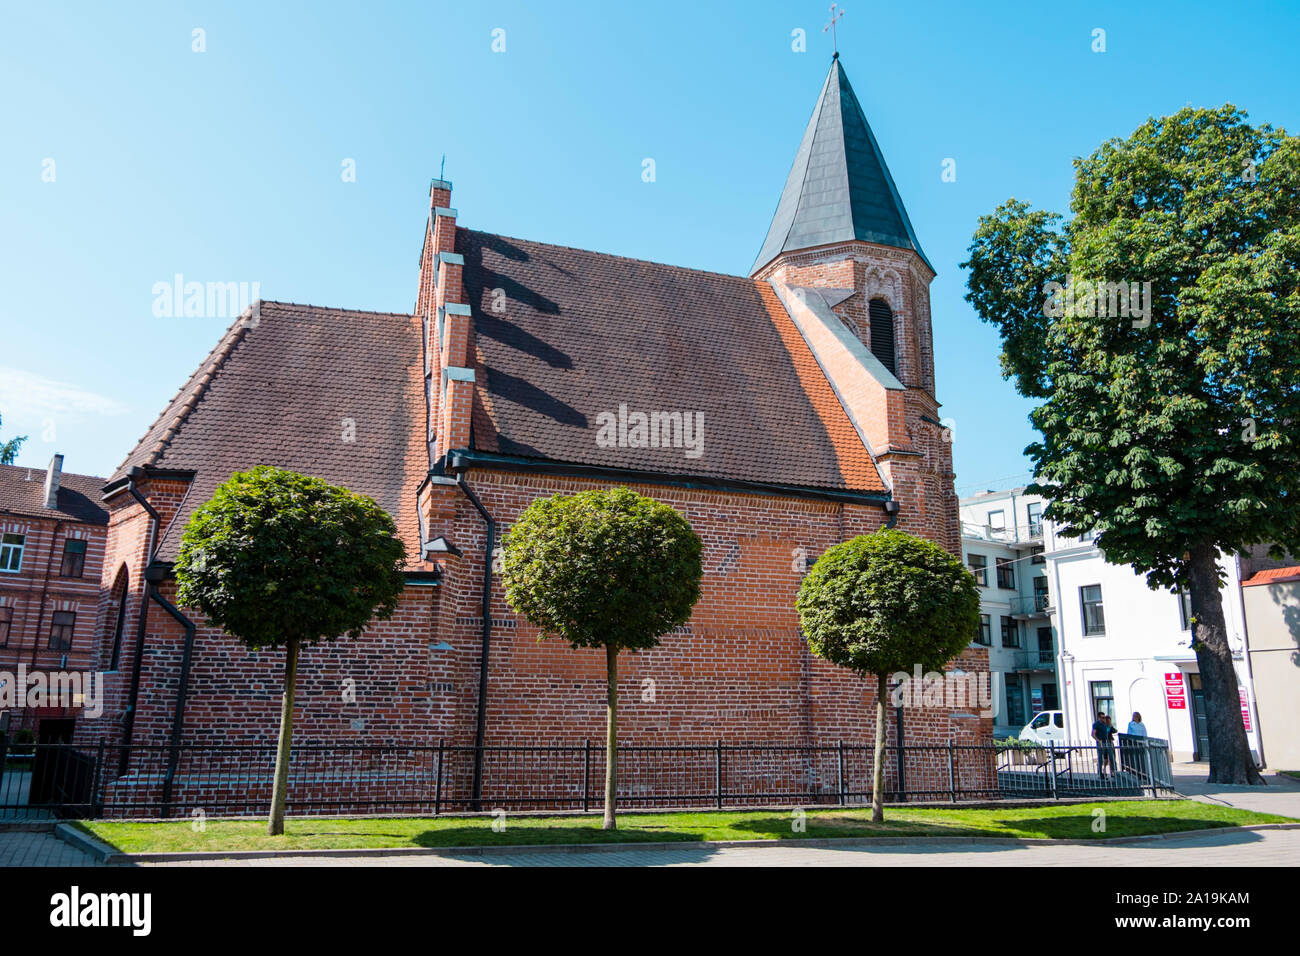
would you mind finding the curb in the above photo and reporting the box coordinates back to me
[56,821,1300,865]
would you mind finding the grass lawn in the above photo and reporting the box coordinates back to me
[79,799,1295,854]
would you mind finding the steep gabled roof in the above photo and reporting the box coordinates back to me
[110,302,427,560]
[457,227,885,495]
[751,55,933,275]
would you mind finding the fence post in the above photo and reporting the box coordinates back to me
[715,740,723,810]
[434,739,444,815]
[948,742,956,803]
[837,740,846,806]
[1142,740,1154,797]
[583,739,591,813]
[92,740,106,817]
[1048,743,1058,800]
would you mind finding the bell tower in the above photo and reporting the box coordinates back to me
[753,55,957,551]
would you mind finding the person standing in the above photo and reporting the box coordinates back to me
[1092,711,1118,778]
[1126,712,1147,736]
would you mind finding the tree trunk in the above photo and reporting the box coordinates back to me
[603,643,618,830]
[1187,545,1263,785]
[872,671,887,823]
[267,635,300,835]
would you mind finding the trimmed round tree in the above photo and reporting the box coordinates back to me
[501,486,702,830]
[174,466,406,835]
[796,529,980,822]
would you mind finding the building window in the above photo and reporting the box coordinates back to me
[48,610,75,651]
[109,579,129,671]
[60,538,87,578]
[1089,680,1115,721]
[1005,683,1025,728]
[0,533,25,573]
[967,553,987,586]
[868,298,896,375]
[987,509,1006,531]
[1030,546,1045,565]
[1042,682,1059,711]
[0,606,11,647]
[1026,501,1043,537]
[975,614,991,646]
[1080,584,1105,635]
[1178,590,1192,630]
[1033,576,1049,611]
[1036,626,1054,664]
[996,557,1015,589]
[1001,616,1019,648]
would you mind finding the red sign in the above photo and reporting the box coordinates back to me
[1240,688,1252,731]
[1164,672,1186,710]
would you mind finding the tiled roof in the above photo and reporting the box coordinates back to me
[752,56,933,275]
[1242,565,1300,587]
[111,302,427,561]
[458,227,885,495]
[0,463,108,525]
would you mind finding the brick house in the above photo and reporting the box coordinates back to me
[88,57,990,809]
[0,456,108,742]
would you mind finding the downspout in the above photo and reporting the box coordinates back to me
[447,459,494,811]
[883,500,901,529]
[149,575,196,816]
[120,468,160,774]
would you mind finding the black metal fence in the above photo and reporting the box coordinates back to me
[0,734,1174,821]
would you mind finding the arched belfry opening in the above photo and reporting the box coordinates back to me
[868,298,896,376]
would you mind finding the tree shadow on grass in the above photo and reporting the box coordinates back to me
[408,826,710,850]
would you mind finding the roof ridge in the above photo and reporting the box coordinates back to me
[255,300,415,319]
[0,463,107,484]
[457,227,753,284]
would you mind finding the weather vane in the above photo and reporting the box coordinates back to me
[824,3,845,56]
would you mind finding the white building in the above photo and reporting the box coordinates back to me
[959,488,1056,738]
[961,485,1263,761]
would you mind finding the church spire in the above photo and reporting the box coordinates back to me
[751,57,933,276]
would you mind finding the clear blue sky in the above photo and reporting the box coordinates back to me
[2,0,1297,493]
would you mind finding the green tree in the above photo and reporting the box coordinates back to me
[962,105,1300,784]
[501,487,702,830]
[0,414,26,465]
[796,529,979,822]
[174,466,406,834]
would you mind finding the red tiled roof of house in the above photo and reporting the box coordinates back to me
[458,228,885,493]
[1242,565,1300,587]
[0,463,108,524]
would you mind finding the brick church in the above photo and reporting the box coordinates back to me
[83,56,990,809]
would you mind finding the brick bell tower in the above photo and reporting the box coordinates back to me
[752,54,958,552]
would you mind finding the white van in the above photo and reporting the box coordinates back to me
[1020,710,1066,745]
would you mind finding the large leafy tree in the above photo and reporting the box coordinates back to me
[963,105,1300,784]
[501,486,702,830]
[174,466,406,833]
[0,414,26,464]
[796,529,979,822]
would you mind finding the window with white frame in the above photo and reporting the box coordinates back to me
[0,533,25,573]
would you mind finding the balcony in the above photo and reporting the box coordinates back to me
[1012,648,1057,672]
[1008,593,1052,618]
[962,521,1044,549]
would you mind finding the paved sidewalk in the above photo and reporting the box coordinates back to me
[4,826,1296,868]
[1173,763,1300,818]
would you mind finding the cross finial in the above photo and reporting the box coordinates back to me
[824,3,845,56]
